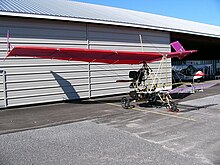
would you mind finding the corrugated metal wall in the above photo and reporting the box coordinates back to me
[0,16,171,108]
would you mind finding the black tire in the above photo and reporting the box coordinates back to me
[129,91,138,100]
[166,102,178,112]
[148,93,157,103]
[121,97,130,109]
[170,102,178,112]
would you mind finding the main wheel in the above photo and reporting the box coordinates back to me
[129,91,138,100]
[148,93,157,103]
[121,97,130,109]
[167,102,179,112]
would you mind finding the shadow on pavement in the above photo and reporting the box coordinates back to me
[177,103,218,112]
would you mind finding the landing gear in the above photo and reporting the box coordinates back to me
[159,92,179,112]
[166,102,179,112]
[121,92,179,112]
[148,93,157,104]
[121,97,131,109]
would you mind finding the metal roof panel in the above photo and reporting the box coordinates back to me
[0,0,220,38]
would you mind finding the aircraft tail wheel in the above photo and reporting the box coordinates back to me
[121,97,130,109]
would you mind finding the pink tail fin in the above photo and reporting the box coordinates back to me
[170,41,185,52]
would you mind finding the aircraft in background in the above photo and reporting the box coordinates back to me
[173,65,205,83]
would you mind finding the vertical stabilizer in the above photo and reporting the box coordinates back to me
[170,41,185,52]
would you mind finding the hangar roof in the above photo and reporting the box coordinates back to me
[1,0,220,38]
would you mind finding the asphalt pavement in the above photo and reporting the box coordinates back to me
[0,80,220,164]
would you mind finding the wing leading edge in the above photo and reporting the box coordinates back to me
[5,42,197,64]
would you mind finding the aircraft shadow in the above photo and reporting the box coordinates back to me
[66,94,125,104]
[51,71,80,100]
[177,103,218,112]
[138,101,164,109]
[67,99,121,105]
[170,93,192,100]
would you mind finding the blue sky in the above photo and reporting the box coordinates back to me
[73,0,220,26]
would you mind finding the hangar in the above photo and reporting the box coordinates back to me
[0,0,220,108]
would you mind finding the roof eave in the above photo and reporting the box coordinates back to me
[1,11,220,39]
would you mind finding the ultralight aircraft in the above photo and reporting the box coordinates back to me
[5,35,200,112]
